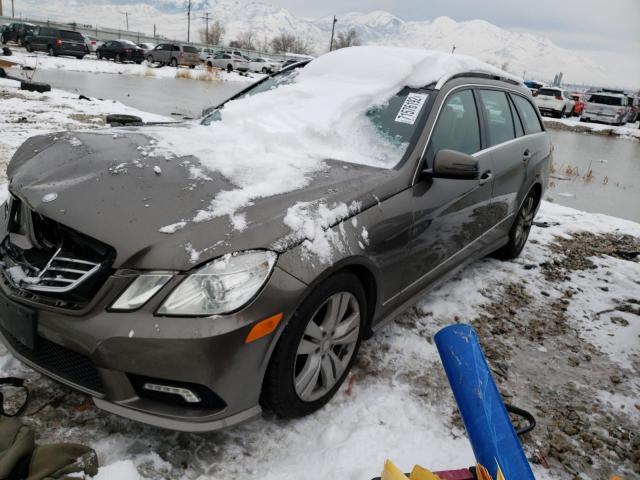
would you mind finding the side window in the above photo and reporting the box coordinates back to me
[173,45,180,51]
[430,89,481,156]
[478,90,516,147]
[511,95,543,134]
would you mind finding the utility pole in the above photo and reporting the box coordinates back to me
[153,24,157,42]
[12,0,15,18]
[202,12,211,44]
[0,1,3,18]
[329,15,337,51]
[120,11,129,31]
[187,0,192,43]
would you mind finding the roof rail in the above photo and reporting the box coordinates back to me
[435,71,523,90]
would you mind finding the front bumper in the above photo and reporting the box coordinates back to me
[0,265,307,431]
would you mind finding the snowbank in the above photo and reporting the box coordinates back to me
[144,46,518,229]
[543,117,640,140]
[0,49,264,83]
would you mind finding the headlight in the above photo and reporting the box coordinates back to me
[110,272,173,311]
[157,251,277,316]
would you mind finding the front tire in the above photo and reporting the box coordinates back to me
[115,53,122,63]
[226,64,233,73]
[261,272,366,418]
[25,43,32,53]
[494,190,539,260]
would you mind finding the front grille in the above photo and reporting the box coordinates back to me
[20,248,101,293]
[1,327,104,394]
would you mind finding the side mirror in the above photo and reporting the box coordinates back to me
[424,149,479,180]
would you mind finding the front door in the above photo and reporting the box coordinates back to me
[400,88,496,301]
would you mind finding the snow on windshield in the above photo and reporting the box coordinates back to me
[146,46,516,229]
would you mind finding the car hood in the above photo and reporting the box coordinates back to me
[7,130,398,271]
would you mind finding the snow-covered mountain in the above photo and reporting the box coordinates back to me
[11,0,612,85]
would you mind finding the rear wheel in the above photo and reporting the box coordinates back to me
[206,61,212,68]
[47,46,56,57]
[226,64,233,73]
[146,55,153,63]
[115,53,122,63]
[97,51,102,60]
[170,57,178,67]
[493,189,539,260]
[189,64,195,69]
[25,43,32,52]
[262,272,366,418]
[262,67,268,74]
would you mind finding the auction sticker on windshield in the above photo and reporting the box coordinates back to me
[395,93,428,125]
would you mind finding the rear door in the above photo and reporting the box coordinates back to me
[476,89,529,232]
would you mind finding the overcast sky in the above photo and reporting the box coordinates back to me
[276,0,640,80]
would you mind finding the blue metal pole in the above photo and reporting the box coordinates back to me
[435,324,535,480]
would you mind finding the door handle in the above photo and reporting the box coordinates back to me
[479,170,493,185]
[522,149,532,162]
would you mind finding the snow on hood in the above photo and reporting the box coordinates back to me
[144,46,517,230]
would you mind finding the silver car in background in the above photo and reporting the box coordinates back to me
[146,43,200,68]
[206,52,250,72]
[581,93,629,125]
[249,57,281,74]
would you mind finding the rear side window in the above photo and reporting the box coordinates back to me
[60,30,84,41]
[429,89,481,156]
[512,95,543,134]
[478,90,516,147]
[183,46,198,53]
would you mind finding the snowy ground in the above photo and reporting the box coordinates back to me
[0,76,169,179]
[0,75,639,480]
[543,117,640,140]
[0,48,265,83]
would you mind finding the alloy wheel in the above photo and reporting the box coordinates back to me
[293,291,361,402]
[514,195,535,251]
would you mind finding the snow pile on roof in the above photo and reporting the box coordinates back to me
[146,46,516,229]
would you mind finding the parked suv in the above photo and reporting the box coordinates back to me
[96,40,145,64]
[581,92,629,125]
[0,47,551,432]
[206,52,249,72]
[534,87,575,118]
[25,27,87,59]
[0,22,35,45]
[146,43,200,68]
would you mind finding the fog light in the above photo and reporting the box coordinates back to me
[142,382,201,403]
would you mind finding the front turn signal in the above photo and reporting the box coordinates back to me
[245,313,283,344]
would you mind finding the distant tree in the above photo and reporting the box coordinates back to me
[333,29,360,50]
[270,32,311,55]
[201,20,225,45]
[230,30,255,50]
